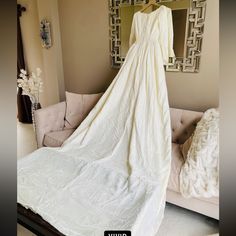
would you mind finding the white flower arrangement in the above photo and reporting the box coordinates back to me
[17,68,43,104]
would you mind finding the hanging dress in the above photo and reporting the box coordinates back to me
[18,5,175,236]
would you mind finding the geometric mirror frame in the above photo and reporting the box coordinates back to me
[109,0,207,72]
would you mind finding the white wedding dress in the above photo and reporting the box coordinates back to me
[18,5,175,236]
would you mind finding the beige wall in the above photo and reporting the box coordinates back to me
[17,0,47,106]
[58,0,218,111]
[21,0,218,109]
[37,0,65,102]
[18,0,65,107]
[166,0,219,111]
[58,0,117,94]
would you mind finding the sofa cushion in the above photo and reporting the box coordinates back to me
[168,144,219,206]
[168,143,185,193]
[64,91,103,129]
[43,128,76,147]
[166,189,219,219]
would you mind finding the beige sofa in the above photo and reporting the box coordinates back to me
[34,95,219,220]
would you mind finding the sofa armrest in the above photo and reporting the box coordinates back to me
[34,102,66,148]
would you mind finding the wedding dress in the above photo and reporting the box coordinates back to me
[18,5,175,236]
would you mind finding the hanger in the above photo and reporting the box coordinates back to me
[140,0,161,13]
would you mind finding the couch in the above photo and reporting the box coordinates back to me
[34,94,219,220]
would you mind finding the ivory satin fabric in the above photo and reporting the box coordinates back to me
[18,5,175,236]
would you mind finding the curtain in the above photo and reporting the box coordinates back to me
[17,4,32,123]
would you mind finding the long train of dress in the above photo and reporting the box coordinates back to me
[18,5,175,236]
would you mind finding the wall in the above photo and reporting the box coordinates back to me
[17,0,46,106]
[58,0,117,94]
[37,0,65,102]
[18,0,65,107]
[58,0,218,111]
[166,0,219,111]
[19,0,218,110]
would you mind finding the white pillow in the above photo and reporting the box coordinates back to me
[180,108,219,198]
[180,134,193,161]
[64,91,103,129]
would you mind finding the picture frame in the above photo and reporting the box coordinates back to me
[40,19,52,49]
[109,0,207,72]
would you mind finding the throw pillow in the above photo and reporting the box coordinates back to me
[64,91,103,129]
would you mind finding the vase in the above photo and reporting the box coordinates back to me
[31,102,41,131]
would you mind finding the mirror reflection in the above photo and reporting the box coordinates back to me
[120,1,190,59]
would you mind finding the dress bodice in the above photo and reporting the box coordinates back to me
[129,5,175,65]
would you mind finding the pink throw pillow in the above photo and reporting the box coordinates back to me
[64,91,103,129]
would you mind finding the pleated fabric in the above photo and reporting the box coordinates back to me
[18,5,175,236]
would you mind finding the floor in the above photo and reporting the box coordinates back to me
[17,122,219,236]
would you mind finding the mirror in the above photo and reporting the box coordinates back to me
[109,0,207,72]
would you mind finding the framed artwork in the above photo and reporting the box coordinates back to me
[40,19,52,49]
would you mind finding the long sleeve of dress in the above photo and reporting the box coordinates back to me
[129,14,136,48]
[160,8,175,65]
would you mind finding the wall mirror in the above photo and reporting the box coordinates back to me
[109,0,207,72]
